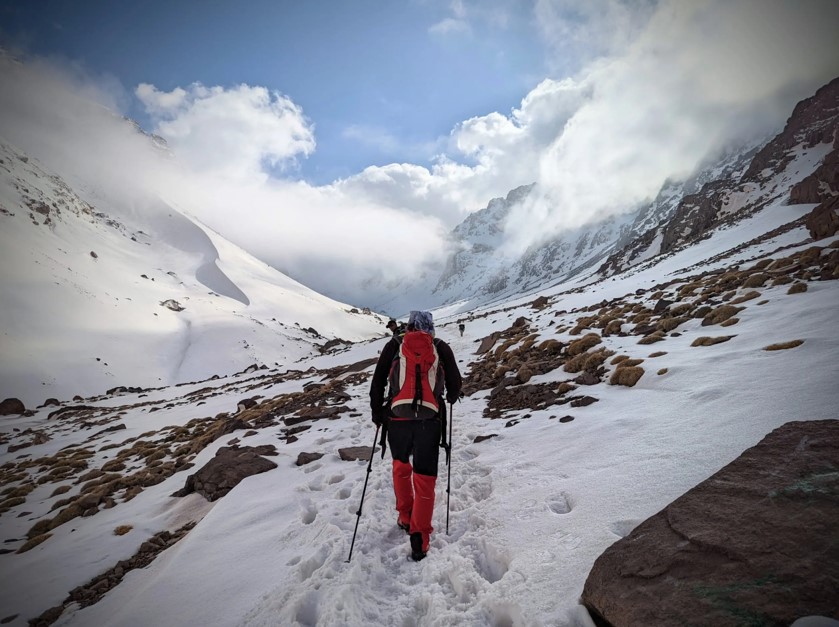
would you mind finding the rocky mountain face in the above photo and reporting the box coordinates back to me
[601,77,839,277]
[402,78,837,313]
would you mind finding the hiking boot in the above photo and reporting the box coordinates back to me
[397,521,410,534]
[410,532,426,562]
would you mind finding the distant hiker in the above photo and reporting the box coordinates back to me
[386,319,406,337]
[370,310,462,561]
[458,322,465,337]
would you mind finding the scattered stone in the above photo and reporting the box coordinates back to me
[653,299,673,313]
[0,398,25,416]
[476,332,502,355]
[569,396,598,408]
[473,434,498,443]
[236,398,258,412]
[296,452,324,466]
[338,446,376,462]
[530,295,549,309]
[574,372,600,386]
[764,340,805,351]
[559,416,575,423]
[657,368,668,375]
[159,299,184,312]
[788,281,808,294]
[89,251,98,259]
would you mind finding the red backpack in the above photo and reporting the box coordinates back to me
[389,331,444,419]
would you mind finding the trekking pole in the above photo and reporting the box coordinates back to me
[446,402,454,535]
[346,425,380,563]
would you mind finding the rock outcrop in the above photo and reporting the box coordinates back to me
[173,445,278,501]
[582,420,839,627]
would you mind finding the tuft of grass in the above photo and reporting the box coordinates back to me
[787,282,808,294]
[730,290,760,305]
[657,368,668,375]
[691,335,736,347]
[567,333,602,356]
[609,366,645,387]
[763,340,804,351]
[720,318,739,327]
[757,300,769,305]
[113,525,133,536]
[610,354,629,365]
[616,358,644,369]
[638,332,665,345]
[648,351,667,358]
[17,533,52,554]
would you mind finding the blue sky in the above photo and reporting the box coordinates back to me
[1,0,837,306]
[0,0,549,183]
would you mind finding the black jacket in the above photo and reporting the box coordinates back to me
[369,334,462,420]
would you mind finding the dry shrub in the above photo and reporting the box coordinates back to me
[657,317,686,333]
[731,291,761,305]
[51,485,72,497]
[517,366,533,384]
[536,339,563,354]
[716,272,743,289]
[17,533,51,554]
[563,353,587,373]
[703,305,743,325]
[798,246,823,266]
[101,460,126,472]
[742,273,768,288]
[113,525,133,536]
[768,257,794,271]
[657,368,668,375]
[609,366,645,387]
[567,333,601,356]
[670,303,692,317]
[557,382,576,395]
[751,259,773,270]
[0,496,25,512]
[772,275,794,286]
[604,319,624,336]
[582,348,615,372]
[630,312,651,324]
[638,333,665,345]
[615,359,644,371]
[648,351,667,358]
[787,282,808,294]
[720,318,739,327]
[691,335,735,347]
[678,282,701,297]
[610,354,629,365]
[763,340,804,351]
[145,450,166,463]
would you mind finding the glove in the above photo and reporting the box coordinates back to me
[371,409,386,426]
[446,390,461,404]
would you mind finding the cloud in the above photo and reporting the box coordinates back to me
[136,82,316,181]
[429,18,471,36]
[500,0,839,253]
[0,53,449,308]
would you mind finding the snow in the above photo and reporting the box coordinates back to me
[1,211,835,625]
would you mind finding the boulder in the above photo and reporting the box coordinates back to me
[338,446,377,462]
[172,445,278,501]
[0,398,26,415]
[582,420,839,627]
[476,332,502,355]
[296,452,324,466]
[805,196,839,240]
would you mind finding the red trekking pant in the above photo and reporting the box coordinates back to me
[387,419,441,552]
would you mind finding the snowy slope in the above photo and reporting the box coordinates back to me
[0,141,387,406]
[0,189,836,626]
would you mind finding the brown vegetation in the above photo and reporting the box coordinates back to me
[691,336,736,347]
[764,340,805,351]
[609,367,645,387]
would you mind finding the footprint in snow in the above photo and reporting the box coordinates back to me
[547,492,573,514]
[300,498,318,525]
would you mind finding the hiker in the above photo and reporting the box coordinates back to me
[370,310,462,561]
[458,322,465,337]
[386,319,406,337]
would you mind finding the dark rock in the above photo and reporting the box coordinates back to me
[582,420,839,627]
[476,332,502,355]
[106,386,127,396]
[632,323,658,336]
[504,419,519,428]
[473,434,498,443]
[319,338,350,353]
[530,295,549,309]
[236,398,258,412]
[693,305,712,319]
[559,416,575,423]
[0,398,25,416]
[173,446,278,501]
[574,372,600,386]
[805,195,839,240]
[569,396,598,408]
[90,251,98,259]
[296,452,324,466]
[512,316,529,328]
[40,398,60,408]
[160,299,184,312]
[653,299,673,313]
[339,446,377,462]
